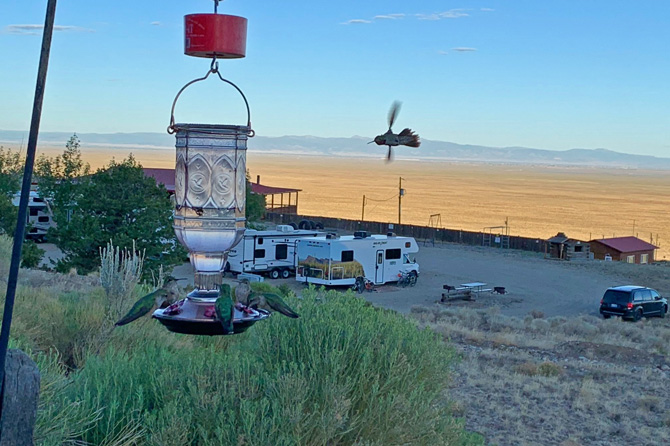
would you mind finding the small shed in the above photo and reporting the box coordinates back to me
[546,232,590,260]
[589,236,657,264]
[250,175,301,215]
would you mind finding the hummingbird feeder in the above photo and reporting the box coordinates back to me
[153,1,268,335]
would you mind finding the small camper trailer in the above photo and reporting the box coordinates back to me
[226,225,323,279]
[295,232,419,287]
[11,191,53,241]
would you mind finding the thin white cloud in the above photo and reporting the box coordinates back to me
[417,9,469,20]
[374,14,405,20]
[453,47,477,52]
[481,8,495,12]
[342,19,372,25]
[438,50,450,55]
[3,24,94,35]
[440,10,469,19]
[150,21,162,26]
[416,14,442,21]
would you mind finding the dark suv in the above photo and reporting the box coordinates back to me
[600,286,667,321]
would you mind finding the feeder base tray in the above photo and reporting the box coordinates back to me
[152,298,270,336]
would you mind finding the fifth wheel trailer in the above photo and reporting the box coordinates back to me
[225,225,323,279]
[295,232,419,287]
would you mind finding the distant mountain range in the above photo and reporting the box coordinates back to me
[1,129,669,169]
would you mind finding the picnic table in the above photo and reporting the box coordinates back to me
[460,282,493,297]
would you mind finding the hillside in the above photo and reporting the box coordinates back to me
[2,130,670,169]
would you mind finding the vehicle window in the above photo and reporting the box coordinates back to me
[633,291,644,302]
[341,250,353,262]
[639,290,652,302]
[650,290,660,300]
[602,290,632,304]
[275,244,288,260]
[257,238,264,245]
[29,208,39,216]
[254,249,265,259]
[386,249,401,260]
[403,253,412,264]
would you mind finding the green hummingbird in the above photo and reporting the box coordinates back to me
[114,277,182,326]
[248,292,300,319]
[369,101,420,162]
[215,284,235,335]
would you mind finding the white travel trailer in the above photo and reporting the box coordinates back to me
[11,191,53,241]
[295,232,419,287]
[226,225,323,279]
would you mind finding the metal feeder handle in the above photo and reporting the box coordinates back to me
[168,65,254,137]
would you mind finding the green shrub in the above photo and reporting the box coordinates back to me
[21,239,45,269]
[28,286,482,446]
[537,361,564,377]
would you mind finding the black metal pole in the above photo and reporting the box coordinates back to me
[0,0,58,410]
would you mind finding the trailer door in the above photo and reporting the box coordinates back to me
[375,250,384,283]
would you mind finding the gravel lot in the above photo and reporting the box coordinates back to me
[174,241,670,318]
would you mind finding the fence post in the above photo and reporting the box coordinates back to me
[0,349,40,446]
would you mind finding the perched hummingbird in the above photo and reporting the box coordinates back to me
[248,292,300,319]
[234,278,253,306]
[215,284,235,335]
[114,277,183,326]
[369,101,420,162]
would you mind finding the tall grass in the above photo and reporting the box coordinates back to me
[7,277,481,445]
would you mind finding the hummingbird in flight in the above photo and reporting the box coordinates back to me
[369,101,420,162]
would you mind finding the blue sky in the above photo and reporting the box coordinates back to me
[1,1,669,156]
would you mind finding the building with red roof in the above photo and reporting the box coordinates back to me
[142,169,301,214]
[589,236,658,264]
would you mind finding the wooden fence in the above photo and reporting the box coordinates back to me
[264,212,548,253]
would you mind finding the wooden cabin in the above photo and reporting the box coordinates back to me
[546,232,590,261]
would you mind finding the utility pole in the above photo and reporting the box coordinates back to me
[398,177,405,225]
[361,195,366,221]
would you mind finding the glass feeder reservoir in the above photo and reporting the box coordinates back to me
[153,69,268,335]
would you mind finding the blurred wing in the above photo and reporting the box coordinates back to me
[387,101,402,130]
[386,146,393,163]
[263,293,300,318]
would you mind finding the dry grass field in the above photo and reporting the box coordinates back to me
[247,155,670,261]
[411,306,670,446]
[33,144,670,259]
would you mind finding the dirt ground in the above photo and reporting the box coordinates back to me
[46,239,669,318]
[174,241,669,319]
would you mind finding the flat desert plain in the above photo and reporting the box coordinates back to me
[247,154,670,261]
[33,143,670,260]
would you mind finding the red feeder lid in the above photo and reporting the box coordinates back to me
[184,14,247,59]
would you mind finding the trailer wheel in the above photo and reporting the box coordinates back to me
[281,269,291,279]
[269,269,280,280]
[308,220,317,230]
[315,222,324,230]
[288,222,298,230]
[298,220,311,230]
